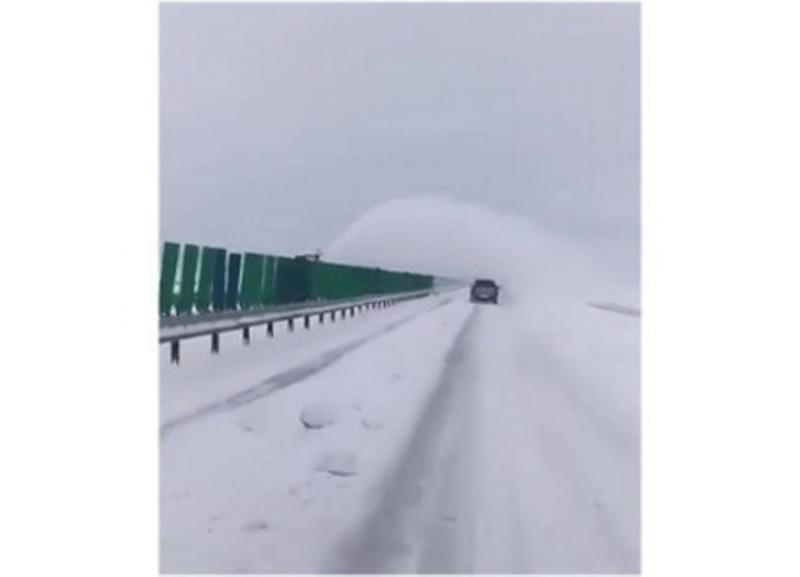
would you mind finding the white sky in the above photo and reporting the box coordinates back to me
[160,3,639,270]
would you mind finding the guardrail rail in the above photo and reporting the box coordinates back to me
[160,288,436,364]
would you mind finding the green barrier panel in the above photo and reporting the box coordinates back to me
[309,262,432,301]
[225,253,242,310]
[159,242,180,316]
[353,265,371,298]
[212,248,227,312]
[379,269,396,294]
[195,247,218,313]
[363,266,380,295]
[369,267,382,295]
[378,269,426,295]
[175,244,199,315]
[346,265,364,299]
[273,257,290,304]
[240,253,266,310]
[336,263,353,299]
[310,261,338,300]
[260,255,277,306]
[312,262,363,300]
[275,257,313,304]
[211,248,227,312]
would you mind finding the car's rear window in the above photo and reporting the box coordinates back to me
[474,280,497,287]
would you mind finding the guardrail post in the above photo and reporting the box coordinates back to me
[243,326,250,345]
[331,310,336,322]
[304,315,310,329]
[211,332,219,354]
[288,318,294,332]
[267,321,274,337]
[350,307,355,317]
[319,312,324,324]
[170,341,180,364]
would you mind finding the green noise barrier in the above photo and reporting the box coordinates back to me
[194,247,219,314]
[159,242,180,316]
[211,248,227,312]
[225,253,242,311]
[159,241,435,317]
[175,244,199,316]
[240,253,266,310]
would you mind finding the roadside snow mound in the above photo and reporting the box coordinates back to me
[300,402,343,430]
[316,451,359,477]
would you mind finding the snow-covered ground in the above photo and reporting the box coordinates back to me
[160,197,639,573]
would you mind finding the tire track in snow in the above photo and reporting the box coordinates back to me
[160,296,454,440]
[415,307,533,574]
[328,307,479,573]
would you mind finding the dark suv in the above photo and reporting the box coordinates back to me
[470,279,499,304]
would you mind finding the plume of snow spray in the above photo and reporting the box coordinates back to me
[326,196,629,306]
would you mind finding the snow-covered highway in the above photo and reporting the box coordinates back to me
[160,287,639,573]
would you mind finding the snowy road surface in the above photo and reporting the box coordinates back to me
[160,291,639,573]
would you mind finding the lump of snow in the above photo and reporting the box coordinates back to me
[241,520,269,534]
[299,402,341,430]
[316,451,358,477]
[361,417,384,431]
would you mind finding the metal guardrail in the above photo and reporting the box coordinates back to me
[160,289,435,364]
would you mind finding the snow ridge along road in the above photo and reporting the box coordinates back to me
[160,294,455,439]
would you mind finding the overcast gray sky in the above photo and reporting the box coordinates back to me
[161,3,639,260]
